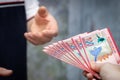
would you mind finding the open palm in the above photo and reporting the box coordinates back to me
[24,6,58,45]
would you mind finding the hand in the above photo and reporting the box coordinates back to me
[0,67,13,77]
[83,63,120,80]
[24,6,58,45]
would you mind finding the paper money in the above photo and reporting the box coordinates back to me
[43,28,119,79]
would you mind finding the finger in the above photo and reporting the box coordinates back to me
[91,62,103,73]
[35,6,49,25]
[42,30,58,38]
[27,33,40,42]
[24,33,38,45]
[86,73,94,80]
[38,6,48,18]
[82,71,94,80]
[0,67,13,77]
[36,32,52,43]
[24,32,35,41]
[82,71,88,77]
[92,78,97,80]
[25,32,52,45]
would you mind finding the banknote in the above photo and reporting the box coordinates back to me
[43,28,119,79]
[81,28,118,64]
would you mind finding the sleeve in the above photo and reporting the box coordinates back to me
[25,0,39,20]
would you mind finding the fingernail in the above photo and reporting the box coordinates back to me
[92,78,96,80]
[39,6,47,17]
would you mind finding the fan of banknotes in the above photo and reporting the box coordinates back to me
[43,28,120,78]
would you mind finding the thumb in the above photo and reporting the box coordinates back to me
[38,6,48,18]
[35,6,49,25]
[91,63,120,80]
[91,62,120,73]
[91,62,104,72]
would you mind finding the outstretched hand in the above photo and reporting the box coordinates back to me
[24,6,58,45]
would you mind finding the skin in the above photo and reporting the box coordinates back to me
[24,6,58,45]
[0,6,58,77]
[0,67,13,77]
[83,62,120,80]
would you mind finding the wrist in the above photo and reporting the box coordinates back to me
[27,16,34,32]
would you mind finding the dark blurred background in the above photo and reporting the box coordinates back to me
[27,0,120,80]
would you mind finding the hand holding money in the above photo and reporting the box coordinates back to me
[43,28,120,79]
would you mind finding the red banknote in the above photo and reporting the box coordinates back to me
[43,28,120,79]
